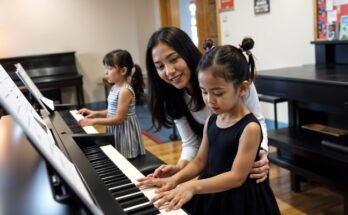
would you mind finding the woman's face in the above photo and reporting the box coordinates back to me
[152,42,192,90]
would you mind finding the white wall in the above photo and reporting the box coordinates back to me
[220,0,315,70]
[0,0,159,104]
[219,0,316,124]
[0,0,317,124]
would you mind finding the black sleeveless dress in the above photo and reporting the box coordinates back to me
[183,113,280,215]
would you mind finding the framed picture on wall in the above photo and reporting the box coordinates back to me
[254,0,270,14]
[219,0,234,12]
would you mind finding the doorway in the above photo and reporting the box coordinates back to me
[158,0,219,51]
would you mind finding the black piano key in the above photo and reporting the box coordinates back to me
[58,110,86,134]
[92,162,114,168]
[107,178,132,188]
[92,161,114,167]
[94,167,117,174]
[98,170,122,178]
[98,170,123,178]
[88,156,109,163]
[125,203,159,215]
[81,146,100,152]
[89,157,111,164]
[119,193,149,209]
[78,142,163,215]
[111,185,139,198]
[95,166,120,174]
[85,151,106,157]
[109,183,134,191]
[103,174,127,184]
[86,154,107,160]
[82,147,101,153]
[101,173,125,182]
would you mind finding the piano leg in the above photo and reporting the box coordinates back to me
[76,84,85,108]
[290,172,301,192]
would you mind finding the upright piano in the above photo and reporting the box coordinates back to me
[255,41,348,214]
[0,52,85,107]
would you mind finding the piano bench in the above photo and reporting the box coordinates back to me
[129,150,165,176]
[258,94,287,129]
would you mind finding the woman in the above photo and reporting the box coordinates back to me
[145,27,269,182]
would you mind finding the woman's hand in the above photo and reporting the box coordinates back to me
[151,182,195,212]
[249,149,269,183]
[148,164,181,178]
[136,176,177,193]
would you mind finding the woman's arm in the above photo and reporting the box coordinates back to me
[244,83,268,151]
[244,83,270,182]
[175,117,201,163]
[148,117,200,178]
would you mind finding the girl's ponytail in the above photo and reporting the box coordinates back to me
[130,64,145,105]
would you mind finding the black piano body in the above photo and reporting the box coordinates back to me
[0,52,85,107]
[0,109,168,215]
[255,63,348,214]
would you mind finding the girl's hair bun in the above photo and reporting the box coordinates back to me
[203,39,214,51]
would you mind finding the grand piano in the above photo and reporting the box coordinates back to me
[0,52,85,107]
[255,40,348,214]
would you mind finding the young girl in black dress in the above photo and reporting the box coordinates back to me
[137,39,280,215]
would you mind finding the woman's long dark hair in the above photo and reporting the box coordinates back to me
[146,27,204,130]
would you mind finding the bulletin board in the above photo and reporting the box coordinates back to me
[315,0,348,40]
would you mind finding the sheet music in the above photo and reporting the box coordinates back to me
[15,63,54,115]
[0,65,102,215]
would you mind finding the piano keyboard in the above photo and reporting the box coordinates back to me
[58,109,98,134]
[80,143,187,215]
[56,108,187,214]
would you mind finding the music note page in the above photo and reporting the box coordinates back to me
[15,63,54,114]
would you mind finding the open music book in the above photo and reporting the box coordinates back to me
[0,64,102,215]
[15,63,54,115]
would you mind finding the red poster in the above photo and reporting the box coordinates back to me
[219,0,234,11]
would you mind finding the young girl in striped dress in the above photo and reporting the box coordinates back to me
[78,49,146,159]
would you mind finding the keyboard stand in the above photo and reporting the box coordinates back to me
[46,163,72,203]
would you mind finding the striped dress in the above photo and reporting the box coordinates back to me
[106,84,146,159]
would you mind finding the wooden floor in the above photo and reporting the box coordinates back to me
[95,125,343,214]
[142,135,344,215]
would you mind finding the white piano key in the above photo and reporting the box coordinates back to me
[100,145,187,215]
[69,110,98,134]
